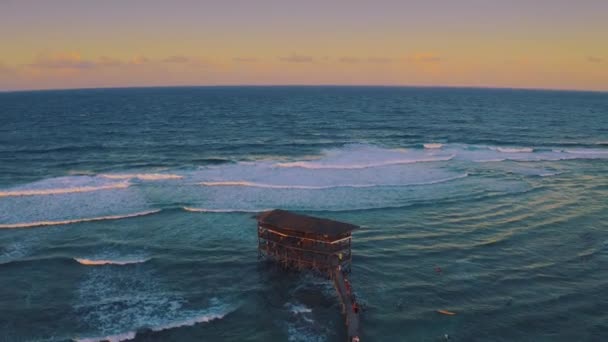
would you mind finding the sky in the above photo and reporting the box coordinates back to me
[0,0,607,91]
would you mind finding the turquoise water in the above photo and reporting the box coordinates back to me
[0,86,607,341]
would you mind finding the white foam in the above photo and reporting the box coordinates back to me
[183,207,267,213]
[423,143,443,149]
[564,148,608,155]
[276,155,454,169]
[201,181,343,189]
[0,182,129,198]
[286,303,313,314]
[0,210,161,229]
[74,258,150,266]
[149,312,227,331]
[539,172,562,177]
[100,173,183,181]
[200,173,468,190]
[75,331,136,342]
[199,181,328,189]
[74,306,232,342]
[495,147,534,153]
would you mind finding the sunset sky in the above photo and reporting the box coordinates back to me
[1,0,607,91]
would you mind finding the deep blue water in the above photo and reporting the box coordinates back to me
[0,86,607,341]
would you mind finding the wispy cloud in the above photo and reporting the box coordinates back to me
[367,57,392,63]
[163,55,189,63]
[338,56,393,64]
[0,61,15,76]
[587,56,603,63]
[279,54,314,63]
[338,57,361,63]
[233,57,258,62]
[97,56,122,67]
[28,52,95,69]
[130,56,150,65]
[408,53,442,63]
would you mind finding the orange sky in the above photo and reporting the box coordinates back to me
[1,0,607,91]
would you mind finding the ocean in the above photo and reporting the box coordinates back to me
[0,86,606,341]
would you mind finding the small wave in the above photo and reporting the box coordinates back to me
[183,207,267,213]
[286,303,313,314]
[74,307,232,342]
[564,149,608,155]
[74,258,150,266]
[201,181,338,189]
[100,173,183,181]
[539,172,562,177]
[75,331,136,342]
[150,312,227,332]
[472,158,507,163]
[495,147,534,153]
[0,209,161,229]
[0,182,129,198]
[423,143,443,149]
[201,173,468,190]
[276,155,454,169]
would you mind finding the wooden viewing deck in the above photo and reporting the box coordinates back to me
[256,209,361,342]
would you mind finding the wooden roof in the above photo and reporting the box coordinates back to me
[256,209,358,237]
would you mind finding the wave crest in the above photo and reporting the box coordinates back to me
[494,147,534,153]
[74,258,150,266]
[423,143,443,149]
[183,207,267,213]
[276,155,454,169]
[0,182,129,198]
[100,173,182,181]
[200,173,468,190]
[74,304,233,342]
[0,210,161,229]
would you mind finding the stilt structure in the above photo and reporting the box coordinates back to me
[256,209,361,342]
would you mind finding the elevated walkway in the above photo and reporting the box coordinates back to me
[332,268,360,342]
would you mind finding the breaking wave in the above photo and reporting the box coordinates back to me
[0,182,129,198]
[0,210,161,229]
[183,207,268,213]
[286,303,313,314]
[74,306,233,342]
[100,173,183,181]
[75,331,136,342]
[423,143,443,149]
[276,155,454,169]
[200,173,468,190]
[74,258,150,266]
[494,147,534,153]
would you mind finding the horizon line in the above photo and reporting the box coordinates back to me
[1,84,607,94]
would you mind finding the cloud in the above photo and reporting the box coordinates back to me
[163,55,189,63]
[587,56,603,63]
[0,62,16,76]
[97,56,122,67]
[367,57,392,63]
[279,54,314,63]
[28,52,95,69]
[233,57,258,62]
[130,56,149,65]
[338,56,393,64]
[338,57,361,63]
[409,53,442,63]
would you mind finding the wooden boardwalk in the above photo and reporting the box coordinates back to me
[332,268,360,342]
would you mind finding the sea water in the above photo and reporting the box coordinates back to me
[0,86,606,341]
